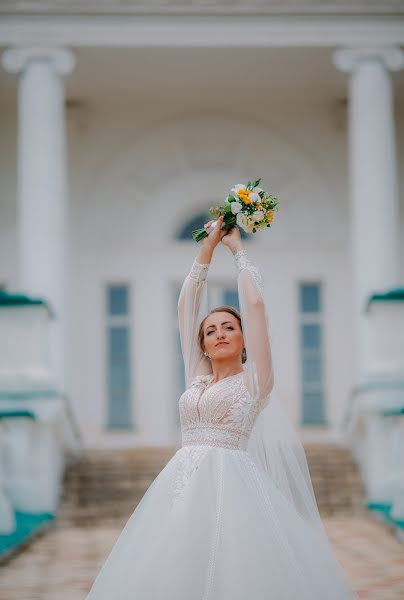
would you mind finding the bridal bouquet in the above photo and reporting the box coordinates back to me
[191,178,279,242]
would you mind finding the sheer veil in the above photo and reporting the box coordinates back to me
[236,256,326,532]
[178,247,357,598]
[238,261,358,599]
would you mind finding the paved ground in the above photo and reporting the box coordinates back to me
[324,516,404,599]
[0,514,403,600]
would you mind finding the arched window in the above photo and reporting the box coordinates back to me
[176,211,248,241]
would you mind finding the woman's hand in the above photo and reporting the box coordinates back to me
[201,215,226,252]
[221,225,244,253]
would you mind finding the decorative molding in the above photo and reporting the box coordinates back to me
[2,46,75,75]
[0,15,403,48]
[333,46,404,73]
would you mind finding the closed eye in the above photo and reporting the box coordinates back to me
[207,326,234,335]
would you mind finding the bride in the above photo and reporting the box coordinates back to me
[85,215,358,599]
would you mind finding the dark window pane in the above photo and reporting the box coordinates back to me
[223,288,239,311]
[302,356,322,383]
[299,282,325,424]
[108,286,129,316]
[302,324,321,349]
[300,284,321,313]
[107,326,132,427]
[302,391,325,424]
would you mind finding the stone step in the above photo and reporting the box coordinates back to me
[304,443,366,516]
[57,447,176,526]
[57,443,367,526]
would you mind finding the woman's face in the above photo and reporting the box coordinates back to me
[203,311,244,363]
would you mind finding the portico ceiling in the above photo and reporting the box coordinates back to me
[0,1,403,101]
[0,46,403,102]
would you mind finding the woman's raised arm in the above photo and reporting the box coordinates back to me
[177,216,226,388]
[221,228,274,406]
[236,250,274,406]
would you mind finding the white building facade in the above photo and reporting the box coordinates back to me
[0,1,403,449]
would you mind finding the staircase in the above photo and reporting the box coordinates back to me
[304,443,367,516]
[56,447,178,528]
[56,443,366,527]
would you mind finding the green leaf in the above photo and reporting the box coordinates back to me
[252,178,261,188]
[191,228,208,242]
[227,194,237,203]
[224,213,236,226]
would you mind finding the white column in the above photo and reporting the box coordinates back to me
[333,47,404,382]
[2,47,75,392]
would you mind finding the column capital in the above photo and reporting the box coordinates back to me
[333,46,404,74]
[2,46,75,76]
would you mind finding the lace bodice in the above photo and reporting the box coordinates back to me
[179,372,263,450]
[177,247,274,452]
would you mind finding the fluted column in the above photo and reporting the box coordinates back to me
[2,47,75,391]
[333,47,404,381]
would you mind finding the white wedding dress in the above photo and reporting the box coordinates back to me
[85,250,358,600]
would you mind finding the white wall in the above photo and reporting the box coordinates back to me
[0,90,403,447]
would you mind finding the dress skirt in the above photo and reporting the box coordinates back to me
[85,444,356,600]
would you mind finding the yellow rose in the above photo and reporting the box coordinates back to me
[239,190,252,205]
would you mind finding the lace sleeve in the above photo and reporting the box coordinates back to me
[177,258,212,389]
[235,249,274,407]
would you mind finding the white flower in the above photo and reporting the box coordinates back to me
[236,212,255,233]
[249,192,260,203]
[253,187,263,194]
[252,210,264,222]
[231,184,246,196]
[231,201,242,214]
[236,212,247,228]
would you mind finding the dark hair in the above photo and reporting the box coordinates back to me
[198,305,247,363]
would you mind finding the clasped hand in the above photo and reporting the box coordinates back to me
[202,216,243,253]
